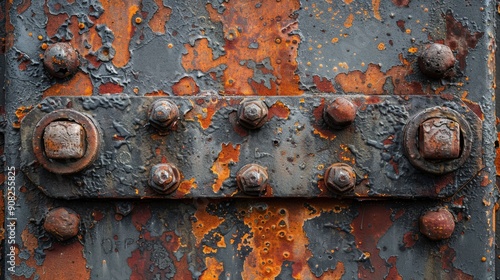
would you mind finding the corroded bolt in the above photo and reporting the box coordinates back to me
[237,100,268,129]
[148,99,179,131]
[43,121,86,160]
[419,118,461,160]
[149,163,181,194]
[236,164,269,195]
[323,97,357,129]
[419,208,455,241]
[43,207,80,241]
[418,43,455,78]
[43,42,80,79]
[324,163,356,193]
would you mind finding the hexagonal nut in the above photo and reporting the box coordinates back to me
[237,100,268,129]
[149,163,181,194]
[418,43,455,78]
[419,208,455,241]
[148,99,179,130]
[43,121,86,160]
[236,164,269,195]
[43,42,80,79]
[419,118,460,160]
[323,97,357,129]
[324,163,356,193]
[43,207,80,241]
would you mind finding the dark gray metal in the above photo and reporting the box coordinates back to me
[20,95,482,199]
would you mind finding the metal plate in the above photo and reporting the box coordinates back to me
[21,95,482,199]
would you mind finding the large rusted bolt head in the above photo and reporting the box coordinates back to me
[149,163,181,194]
[43,121,86,160]
[148,99,179,131]
[43,42,80,79]
[323,97,357,129]
[418,43,455,78]
[237,100,268,129]
[236,164,269,195]
[419,208,455,241]
[44,207,80,241]
[419,118,460,160]
[324,163,356,193]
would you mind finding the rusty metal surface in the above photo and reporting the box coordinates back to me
[20,95,482,200]
[2,1,497,280]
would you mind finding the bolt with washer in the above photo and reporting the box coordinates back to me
[324,163,356,194]
[236,164,269,195]
[149,163,181,194]
[237,100,268,129]
[148,99,179,131]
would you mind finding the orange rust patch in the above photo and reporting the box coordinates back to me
[312,75,336,93]
[344,13,354,28]
[96,1,140,67]
[45,1,140,69]
[172,76,200,96]
[200,257,225,279]
[268,101,291,120]
[43,72,93,97]
[372,0,382,20]
[35,242,90,280]
[195,98,227,129]
[13,105,33,129]
[211,143,241,193]
[191,200,225,246]
[335,61,425,95]
[182,0,302,96]
[99,82,124,94]
[335,64,387,94]
[149,0,172,34]
[174,178,197,197]
[240,201,316,279]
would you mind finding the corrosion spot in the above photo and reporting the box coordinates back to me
[172,76,200,96]
[211,143,241,193]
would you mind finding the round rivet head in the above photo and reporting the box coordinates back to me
[43,42,80,79]
[44,207,80,241]
[324,163,356,194]
[323,97,357,129]
[148,99,179,131]
[237,100,268,129]
[418,43,455,78]
[236,164,269,195]
[149,163,181,194]
[419,208,455,241]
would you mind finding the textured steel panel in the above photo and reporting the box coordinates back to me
[3,1,497,279]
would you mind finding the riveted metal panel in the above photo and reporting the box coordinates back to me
[3,1,497,279]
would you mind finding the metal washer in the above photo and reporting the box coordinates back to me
[403,106,472,174]
[32,109,101,174]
